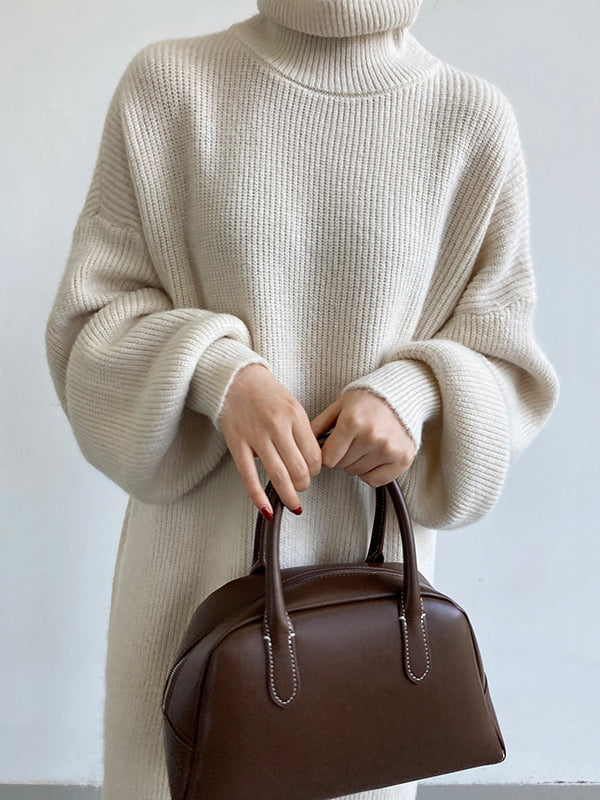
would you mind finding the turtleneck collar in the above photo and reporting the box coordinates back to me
[227,0,440,96]
[256,0,423,38]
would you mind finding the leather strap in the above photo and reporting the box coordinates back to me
[251,429,388,571]
[250,430,429,705]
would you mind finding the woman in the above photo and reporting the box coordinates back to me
[44,0,560,798]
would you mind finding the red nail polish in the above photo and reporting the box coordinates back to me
[260,505,273,520]
[292,506,302,515]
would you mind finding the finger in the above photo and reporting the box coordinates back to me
[255,438,302,513]
[309,397,342,439]
[230,438,274,516]
[341,450,386,476]
[293,420,323,477]
[271,427,313,492]
[320,420,355,470]
[358,462,403,487]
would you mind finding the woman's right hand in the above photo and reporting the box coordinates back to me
[217,363,323,520]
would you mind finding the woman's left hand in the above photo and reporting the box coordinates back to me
[309,388,416,487]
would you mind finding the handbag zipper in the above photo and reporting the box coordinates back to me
[162,656,187,713]
[161,563,439,711]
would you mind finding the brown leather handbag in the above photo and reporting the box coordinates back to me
[161,431,506,800]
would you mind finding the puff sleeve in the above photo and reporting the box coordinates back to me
[340,107,560,530]
[44,54,272,505]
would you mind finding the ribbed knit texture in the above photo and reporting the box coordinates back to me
[45,1,559,797]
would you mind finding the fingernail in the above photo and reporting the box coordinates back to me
[292,506,302,515]
[260,505,273,520]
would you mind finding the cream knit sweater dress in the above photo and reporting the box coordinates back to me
[44,0,560,798]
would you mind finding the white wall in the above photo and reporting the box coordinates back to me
[1,0,597,787]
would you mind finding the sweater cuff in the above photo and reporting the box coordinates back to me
[186,337,272,433]
[340,359,442,453]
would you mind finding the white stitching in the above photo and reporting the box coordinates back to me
[399,595,431,682]
[262,529,298,704]
[262,611,299,705]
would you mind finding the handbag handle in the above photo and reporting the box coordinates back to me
[251,430,388,572]
[251,430,430,706]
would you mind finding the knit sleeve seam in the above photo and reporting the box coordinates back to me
[77,208,145,241]
[448,295,536,320]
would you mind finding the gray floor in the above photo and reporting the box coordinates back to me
[418,786,600,799]
[0,784,598,799]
